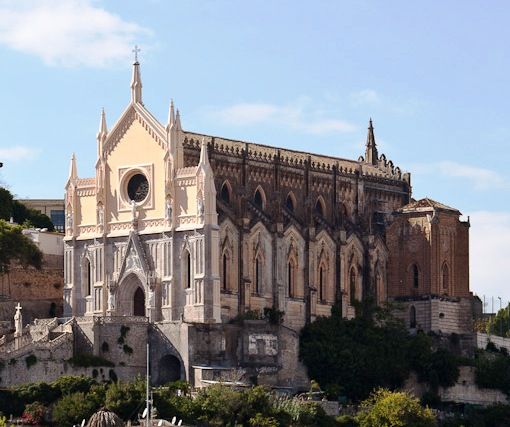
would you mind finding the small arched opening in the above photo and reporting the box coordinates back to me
[157,354,182,385]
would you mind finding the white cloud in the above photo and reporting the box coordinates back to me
[350,89,381,106]
[0,0,151,67]
[469,211,510,307]
[0,146,39,162]
[211,102,356,135]
[438,161,507,190]
[411,161,508,191]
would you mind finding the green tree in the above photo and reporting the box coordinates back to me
[355,389,435,427]
[299,308,411,401]
[0,187,54,231]
[0,220,42,273]
[487,305,510,337]
[475,349,510,395]
[52,391,100,426]
[105,377,145,421]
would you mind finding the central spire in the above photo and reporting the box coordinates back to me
[365,118,378,165]
[130,46,143,104]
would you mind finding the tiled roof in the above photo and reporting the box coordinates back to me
[399,197,460,214]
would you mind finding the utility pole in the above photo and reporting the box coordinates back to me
[499,297,503,336]
[146,341,151,427]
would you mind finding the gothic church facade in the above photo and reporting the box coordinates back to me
[62,61,472,387]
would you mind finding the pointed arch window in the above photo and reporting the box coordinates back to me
[255,256,262,295]
[412,264,419,289]
[222,253,229,290]
[288,258,297,298]
[319,265,325,302]
[315,198,325,217]
[254,188,265,210]
[82,258,92,298]
[286,193,295,212]
[184,250,192,289]
[221,182,231,204]
[349,267,357,306]
[410,306,417,328]
[442,263,449,293]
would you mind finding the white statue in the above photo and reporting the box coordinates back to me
[97,204,104,225]
[108,287,115,311]
[197,198,204,219]
[147,286,155,307]
[165,198,173,222]
[14,303,22,337]
[131,200,137,221]
[66,211,73,229]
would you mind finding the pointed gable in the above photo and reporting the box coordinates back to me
[117,231,151,283]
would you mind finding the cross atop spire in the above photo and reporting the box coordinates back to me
[132,45,141,63]
[130,54,143,104]
[365,118,378,165]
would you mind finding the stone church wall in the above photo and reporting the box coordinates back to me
[394,298,473,334]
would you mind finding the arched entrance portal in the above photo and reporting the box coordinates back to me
[133,287,145,316]
[157,354,182,385]
[117,273,146,317]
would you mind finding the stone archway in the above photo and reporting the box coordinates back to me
[117,273,146,317]
[157,354,182,385]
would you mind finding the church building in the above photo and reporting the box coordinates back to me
[62,59,472,387]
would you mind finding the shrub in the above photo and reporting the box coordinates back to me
[249,412,280,427]
[21,401,46,425]
[52,375,96,396]
[263,307,285,325]
[336,415,358,427]
[355,389,435,427]
[15,381,58,407]
[68,353,114,367]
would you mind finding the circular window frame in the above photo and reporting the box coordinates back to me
[121,169,150,206]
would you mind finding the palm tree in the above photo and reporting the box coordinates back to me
[86,407,124,427]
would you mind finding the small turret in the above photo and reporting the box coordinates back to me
[68,153,78,184]
[166,99,175,132]
[96,108,108,157]
[175,108,182,131]
[365,118,378,165]
[199,138,210,168]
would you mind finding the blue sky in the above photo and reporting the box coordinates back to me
[0,0,508,307]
